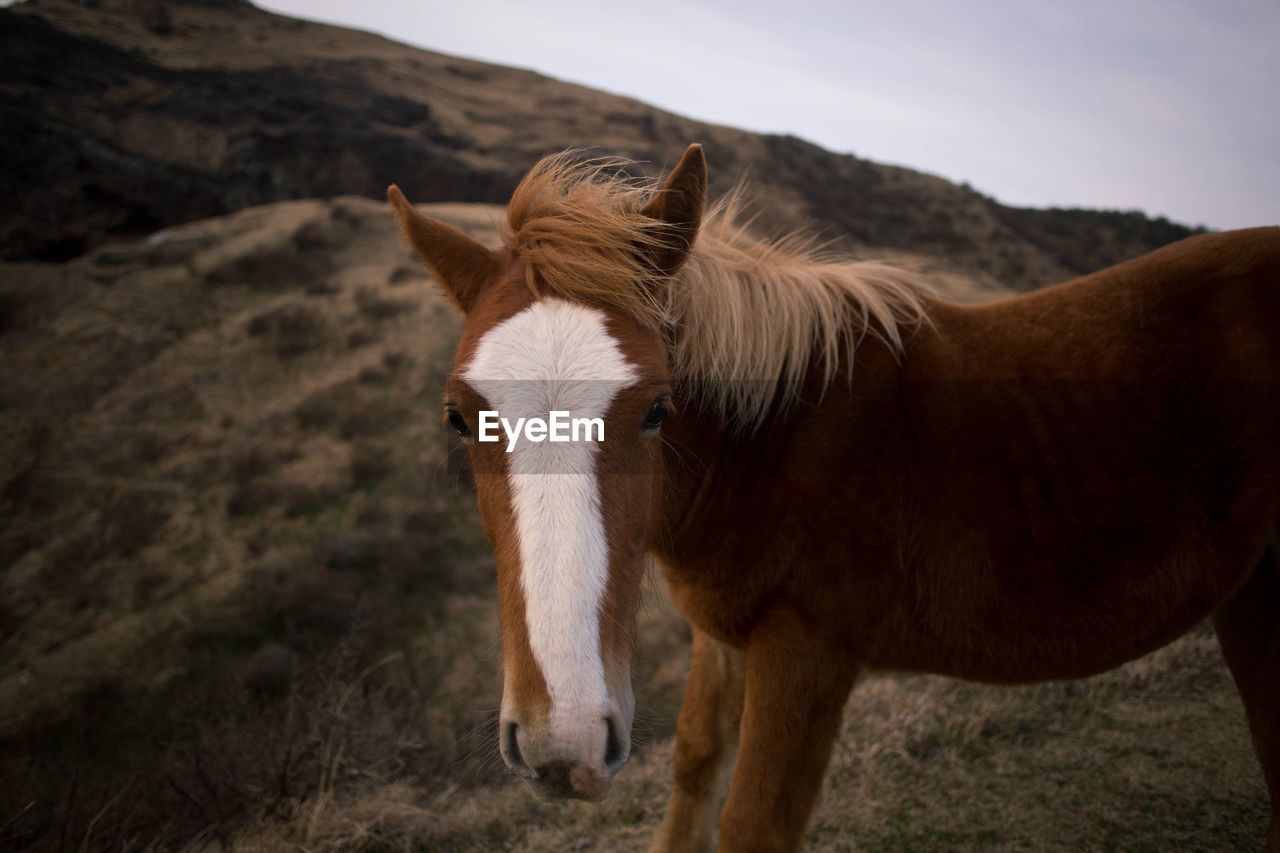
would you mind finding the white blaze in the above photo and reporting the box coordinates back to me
[463,299,637,751]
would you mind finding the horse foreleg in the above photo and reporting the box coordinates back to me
[650,628,746,853]
[1214,539,1280,852]
[715,609,857,853]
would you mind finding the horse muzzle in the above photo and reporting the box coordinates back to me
[500,709,630,801]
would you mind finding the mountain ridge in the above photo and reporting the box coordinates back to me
[2,0,1202,289]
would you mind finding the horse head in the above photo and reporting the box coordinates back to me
[389,145,706,799]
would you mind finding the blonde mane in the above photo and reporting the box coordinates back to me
[505,152,931,430]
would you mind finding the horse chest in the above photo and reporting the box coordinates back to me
[658,562,765,649]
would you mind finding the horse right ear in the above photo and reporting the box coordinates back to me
[639,143,707,278]
[388,185,499,313]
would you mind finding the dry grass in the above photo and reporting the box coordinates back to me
[810,626,1266,851]
[0,196,499,849]
[211,616,1267,853]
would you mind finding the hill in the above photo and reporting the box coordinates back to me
[0,196,520,845]
[0,190,1264,853]
[0,1,1264,849]
[2,0,1200,289]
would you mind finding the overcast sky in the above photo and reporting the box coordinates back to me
[256,0,1280,230]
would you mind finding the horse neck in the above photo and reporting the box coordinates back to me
[653,395,732,551]
[652,331,906,548]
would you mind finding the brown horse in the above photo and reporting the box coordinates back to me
[389,145,1280,852]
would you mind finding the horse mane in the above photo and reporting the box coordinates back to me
[504,151,931,431]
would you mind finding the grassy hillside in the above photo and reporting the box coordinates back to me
[0,0,1264,849]
[0,196,485,844]
[0,196,1267,849]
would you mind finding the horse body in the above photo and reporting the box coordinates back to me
[658,227,1280,686]
[390,145,1280,851]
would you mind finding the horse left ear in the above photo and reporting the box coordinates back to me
[640,143,707,278]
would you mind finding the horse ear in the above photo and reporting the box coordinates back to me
[387,184,500,313]
[640,143,706,278]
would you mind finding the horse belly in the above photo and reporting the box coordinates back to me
[889,473,1280,684]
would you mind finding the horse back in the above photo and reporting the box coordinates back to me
[933,227,1280,380]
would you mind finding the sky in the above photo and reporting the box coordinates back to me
[254,0,1280,230]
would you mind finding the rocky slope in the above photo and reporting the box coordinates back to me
[3,0,1199,288]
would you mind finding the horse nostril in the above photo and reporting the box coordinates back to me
[502,721,534,777]
[604,716,627,770]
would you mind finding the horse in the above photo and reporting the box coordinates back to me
[388,144,1280,852]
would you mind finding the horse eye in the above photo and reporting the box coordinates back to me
[641,397,669,432]
[445,407,471,439]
